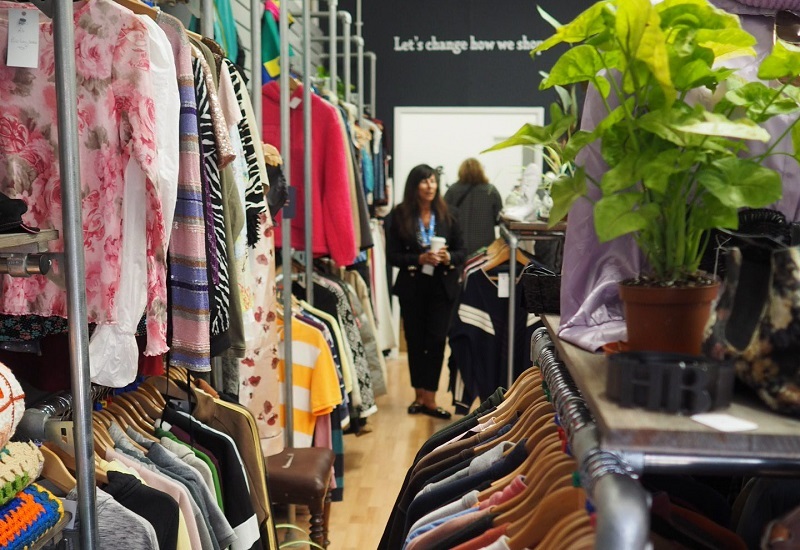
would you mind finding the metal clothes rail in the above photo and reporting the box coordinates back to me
[27,0,97,544]
[497,221,566,389]
[532,328,650,549]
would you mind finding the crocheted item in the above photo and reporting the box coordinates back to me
[0,364,24,450]
[0,483,63,549]
[0,443,44,507]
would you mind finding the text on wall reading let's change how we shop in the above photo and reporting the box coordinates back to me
[393,34,543,55]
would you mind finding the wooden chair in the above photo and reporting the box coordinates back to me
[266,447,335,547]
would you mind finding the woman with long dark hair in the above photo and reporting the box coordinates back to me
[387,164,467,419]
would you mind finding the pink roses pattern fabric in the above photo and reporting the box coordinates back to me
[0,0,168,353]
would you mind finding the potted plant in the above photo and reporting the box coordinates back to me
[487,0,800,354]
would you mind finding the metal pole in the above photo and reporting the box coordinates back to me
[279,0,294,449]
[366,51,376,116]
[328,0,337,97]
[500,225,518,389]
[201,0,214,39]
[250,0,262,123]
[343,17,351,103]
[303,0,314,306]
[356,36,364,123]
[52,0,97,545]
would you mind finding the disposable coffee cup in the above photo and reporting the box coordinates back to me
[423,237,447,275]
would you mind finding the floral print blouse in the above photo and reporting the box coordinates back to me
[0,0,168,354]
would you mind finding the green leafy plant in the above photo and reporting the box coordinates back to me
[487,0,800,283]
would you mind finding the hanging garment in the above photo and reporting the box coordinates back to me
[193,53,230,356]
[163,407,263,550]
[369,220,397,352]
[262,82,358,266]
[63,487,159,550]
[104,470,181,550]
[109,447,206,550]
[342,269,388,393]
[315,275,377,417]
[192,388,276,534]
[0,0,168,357]
[448,271,538,413]
[157,12,212,373]
[276,315,344,447]
[89,15,180,386]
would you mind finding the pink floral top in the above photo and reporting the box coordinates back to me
[0,0,168,353]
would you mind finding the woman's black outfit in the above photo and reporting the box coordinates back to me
[387,211,467,392]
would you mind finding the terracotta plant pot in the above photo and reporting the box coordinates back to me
[618,282,720,355]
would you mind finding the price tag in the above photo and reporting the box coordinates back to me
[497,272,510,298]
[289,96,301,109]
[7,9,39,69]
[62,499,77,529]
[691,413,758,432]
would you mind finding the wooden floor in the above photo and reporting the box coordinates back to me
[278,353,456,550]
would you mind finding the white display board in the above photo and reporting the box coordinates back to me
[393,106,545,205]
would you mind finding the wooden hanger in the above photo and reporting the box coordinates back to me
[504,486,588,550]
[536,510,592,550]
[263,143,283,167]
[138,382,167,408]
[479,368,542,424]
[109,395,154,433]
[550,523,595,550]
[113,0,159,19]
[106,402,158,443]
[564,532,596,550]
[493,451,575,528]
[93,409,114,428]
[481,243,530,275]
[479,426,560,502]
[143,376,190,402]
[40,445,76,493]
[475,401,553,455]
[479,373,543,427]
[289,77,300,93]
[116,392,157,424]
[91,417,113,459]
[42,441,108,487]
[127,388,163,419]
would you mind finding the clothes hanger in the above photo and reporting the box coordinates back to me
[536,510,593,550]
[91,417,114,459]
[106,402,158,442]
[113,0,159,19]
[478,372,543,426]
[143,376,190,402]
[116,392,157,424]
[42,441,108,487]
[548,523,595,550]
[93,409,114,428]
[138,382,167,408]
[40,445,77,493]
[504,486,588,550]
[125,388,163,419]
[475,401,554,455]
[109,395,154,434]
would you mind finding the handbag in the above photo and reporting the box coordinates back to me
[703,237,800,416]
[521,261,561,315]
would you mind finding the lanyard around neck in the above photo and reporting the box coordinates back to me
[418,212,436,247]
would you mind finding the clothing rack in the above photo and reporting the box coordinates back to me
[21,0,268,543]
[26,0,98,544]
[497,221,566,388]
[531,327,650,549]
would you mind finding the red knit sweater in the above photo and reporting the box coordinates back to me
[262,82,357,266]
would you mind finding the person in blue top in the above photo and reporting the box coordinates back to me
[387,164,468,419]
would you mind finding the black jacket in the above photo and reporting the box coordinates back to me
[387,208,467,302]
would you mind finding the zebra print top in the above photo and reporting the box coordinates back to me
[193,53,232,354]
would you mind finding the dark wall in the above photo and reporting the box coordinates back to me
[337,1,594,152]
